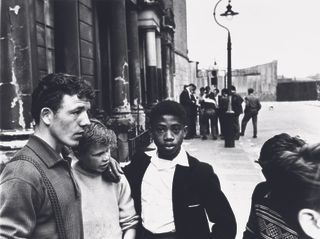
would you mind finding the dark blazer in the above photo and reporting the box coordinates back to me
[124,151,237,239]
[231,93,244,116]
[179,89,193,107]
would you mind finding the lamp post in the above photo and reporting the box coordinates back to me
[213,0,239,148]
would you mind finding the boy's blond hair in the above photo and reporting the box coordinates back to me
[74,119,117,156]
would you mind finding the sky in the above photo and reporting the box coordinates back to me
[186,0,320,78]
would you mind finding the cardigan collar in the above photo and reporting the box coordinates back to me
[26,135,68,168]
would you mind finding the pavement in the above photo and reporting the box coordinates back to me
[183,136,263,238]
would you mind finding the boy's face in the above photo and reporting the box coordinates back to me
[80,143,110,173]
[152,115,187,160]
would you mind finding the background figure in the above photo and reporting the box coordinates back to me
[179,83,197,139]
[218,88,229,139]
[72,119,138,239]
[198,87,208,137]
[213,88,220,137]
[231,85,244,140]
[0,73,94,238]
[241,88,261,138]
[201,86,218,140]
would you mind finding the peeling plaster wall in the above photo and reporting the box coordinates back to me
[1,1,34,131]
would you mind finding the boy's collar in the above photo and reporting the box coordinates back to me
[148,147,189,169]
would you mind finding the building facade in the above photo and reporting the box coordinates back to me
[171,0,198,101]
[0,0,194,161]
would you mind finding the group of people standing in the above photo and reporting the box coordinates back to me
[0,73,319,239]
[0,73,236,239]
[179,83,262,141]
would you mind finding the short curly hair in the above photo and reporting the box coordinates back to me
[73,119,117,156]
[31,73,95,124]
[150,100,187,128]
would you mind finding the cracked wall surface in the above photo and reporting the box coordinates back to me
[1,1,33,131]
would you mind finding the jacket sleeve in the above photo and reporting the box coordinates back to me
[0,174,41,238]
[242,183,264,239]
[201,166,237,239]
[118,175,139,231]
[242,191,257,239]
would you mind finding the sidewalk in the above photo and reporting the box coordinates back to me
[182,136,264,239]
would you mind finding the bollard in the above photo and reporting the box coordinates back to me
[224,111,235,148]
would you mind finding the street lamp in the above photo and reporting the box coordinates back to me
[213,0,239,148]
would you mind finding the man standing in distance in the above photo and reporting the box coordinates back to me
[0,73,95,238]
[230,85,244,140]
[179,83,197,139]
[240,88,261,138]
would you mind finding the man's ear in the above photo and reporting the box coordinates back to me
[183,125,188,137]
[298,208,320,239]
[40,107,54,126]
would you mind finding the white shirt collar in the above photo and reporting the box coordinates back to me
[148,147,189,170]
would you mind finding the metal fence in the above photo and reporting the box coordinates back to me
[128,129,152,160]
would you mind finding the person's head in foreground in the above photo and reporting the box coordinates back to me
[258,133,320,238]
[293,144,320,239]
[31,73,95,150]
[74,119,117,174]
[150,100,187,160]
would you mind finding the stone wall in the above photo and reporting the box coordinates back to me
[171,0,199,101]
[173,54,198,101]
[172,0,188,56]
[232,60,278,101]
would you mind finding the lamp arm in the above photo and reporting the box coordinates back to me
[213,0,230,34]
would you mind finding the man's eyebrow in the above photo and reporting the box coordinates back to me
[70,105,86,111]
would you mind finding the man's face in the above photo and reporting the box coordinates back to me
[152,115,187,160]
[80,144,110,173]
[190,86,196,94]
[49,94,91,148]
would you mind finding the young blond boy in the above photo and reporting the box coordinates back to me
[73,119,138,239]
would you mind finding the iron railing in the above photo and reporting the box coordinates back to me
[128,129,152,160]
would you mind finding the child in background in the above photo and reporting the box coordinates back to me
[73,119,138,239]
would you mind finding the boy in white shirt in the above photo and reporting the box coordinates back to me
[124,100,236,239]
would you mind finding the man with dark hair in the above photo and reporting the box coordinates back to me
[230,85,243,140]
[243,133,306,239]
[243,133,320,239]
[295,144,320,239]
[179,83,197,139]
[240,88,261,138]
[0,73,95,238]
[218,88,229,139]
[124,100,237,239]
